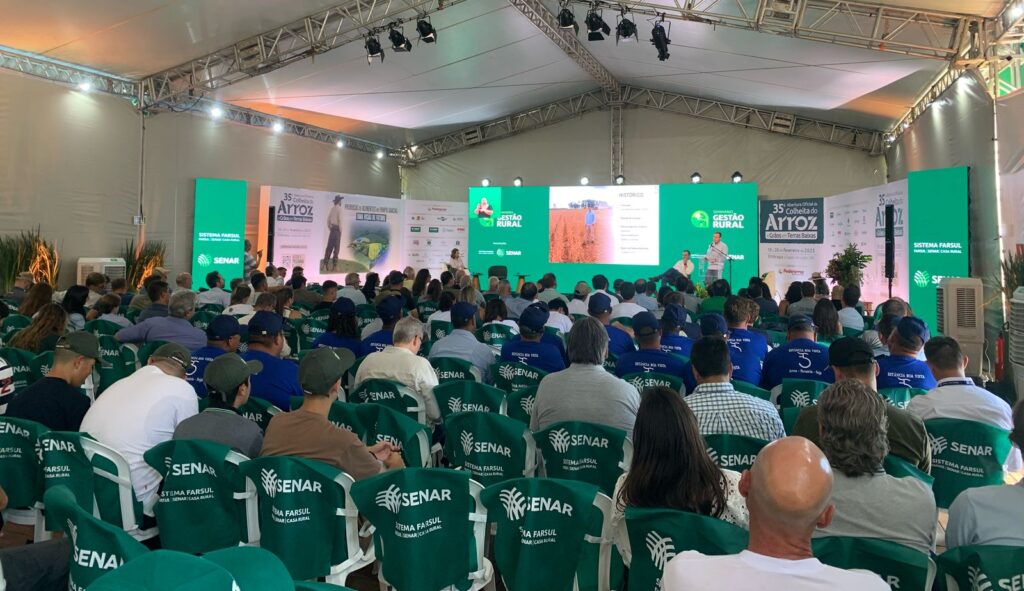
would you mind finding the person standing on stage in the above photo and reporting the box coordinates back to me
[324,195,344,272]
[705,232,729,286]
[584,205,596,244]
[673,250,695,279]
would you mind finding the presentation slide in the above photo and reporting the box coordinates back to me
[469,183,758,290]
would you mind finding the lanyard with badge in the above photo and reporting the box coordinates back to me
[937,379,974,387]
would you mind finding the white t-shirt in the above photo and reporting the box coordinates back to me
[568,299,589,317]
[80,366,199,505]
[662,550,889,591]
[546,311,573,335]
[611,302,647,320]
[196,287,231,308]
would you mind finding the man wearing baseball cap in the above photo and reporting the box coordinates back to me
[614,312,687,380]
[6,332,104,430]
[81,343,199,505]
[659,303,694,359]
[588,293,636,357]
[361,295,403,355]
[262,347,404,477]
[500,303,566,374]
[241,311,302,411]
[173,353,264,458]
[876,317,936,390]
[792,337,930,472]
[186,315,242,397]
[760,315,833,390]
[428,301,495,379]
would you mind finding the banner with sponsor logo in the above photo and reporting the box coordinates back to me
[403,200,469,275]
[192,178,247,288]
[758,198,826,299]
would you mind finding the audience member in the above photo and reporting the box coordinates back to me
[239,293,275,325]
[812,298,841,341]
[837,285,864,332]
[616,312,687,380]
[862,299,909,355]
[661,437,888,591]
[223,286,253,315]
[723,297,768,386]
[89,293,131,327]
[4,272,33,306]
[753,283,779,316]
[568,281,590,316]
[792,337,931,472]
[80,343,198,505]
[778,281,802,317]
[760,315,832,389]
[186,315,241,397]
[814,379,937,553]
[173,272,192,293]
[425,291,456,328]
[482,299,519,333]
[531,317,639,436]
[248,272,269,304]
[290,275,322,307]
[61,285,89,331]
[338,273,367,306]
[311,280,339,312]
[110,277,130,305]
[429,301,496,379]
[241,311,302,411]
[196,271,231,308]
[274,287,302,320]
[311,297,363,358]
[500,304,565,374]
[483,276,500,297]
[363,296,403,354]
[82,272,106,307]
[5,332,101,430]
[411,269,431,300]
[545,298,573,334]
[9,303,67,353]
[634,279,659,312]
[137,280,171,322]
[173,353,264,458]
[786,282,818,317]
[505,282,538,321]
[660,304,694,358]
[876,316,936,390]
[354,316,441,425]
[588,293,637,357]
[536,273,561,304]
[115,290,206,351]
[699,280,731,314]
[584,274,617,306]
[611,283,645,319]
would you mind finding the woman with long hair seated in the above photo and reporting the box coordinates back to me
[311,297,362,358]
[813,298,843,342]
[17,283,53,318]
[9,303,68,353]
[481,299,519,333]
[612,386,749,565]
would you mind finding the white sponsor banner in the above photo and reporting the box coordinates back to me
[1000,168,1024,254]
[403,200,469,275]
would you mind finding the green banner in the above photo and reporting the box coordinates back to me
[192,178,247,289]
[907,167,969,331]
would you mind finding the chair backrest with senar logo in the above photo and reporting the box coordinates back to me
[812,536,934,591]
[703,434,768,473]
[444,412,536,486]
[433,380,506,420]
[937,545,1024,591]
[0,347,35,395]
[481,477,609,591]
[883,454,934,487]
[87,548,241,591]
[624,507,749,591]
[136,340,170,367]
[29,350,54,383]
[924,418,1012,508]
[351,467,493,591]
[294,317,327,352]
[506,385,539,426]
[476,323,517,354]
[201,396,281,432]
[356,403,433,468]
[355,304,378,332]
[430,356,482,384]
[1,315,31,342]
[732,379,771,401]
[350,378,428,425]
[492,361,547,394]
[189,311,218,332]
[97,335,137,394]
[84,319,124,338]
[878,387,928,409]
[623,372,684,395]
[535,421,632,497]
[777,378,830,409]
[0,417,49,541]
[428,320,454,342]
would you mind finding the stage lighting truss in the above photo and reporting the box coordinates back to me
[585,5,612,41]
[557,0,579,34]
[650,14,671,61]
[616,8,638,43]
[365,35,384,64]
[389,23,413,52]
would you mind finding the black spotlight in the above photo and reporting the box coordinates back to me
[416,18,437,43]
[389,26,412,52]
[614,174,625,185]
[731,171,743,183]
[365,36,384,64]
[513,177,524,187]
[585,7,611,41]
[651,17,671,61]
[557,3,578,34]
[616,14,637,42]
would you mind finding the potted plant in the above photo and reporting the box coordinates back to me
[825,244,872,287]
[122,239,166,290]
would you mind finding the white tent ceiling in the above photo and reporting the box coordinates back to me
[0,0,1003,145]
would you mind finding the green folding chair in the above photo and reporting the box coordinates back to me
[924,418,1012,508]
[29,350,53,383]
[239,456,373,585]
[97,335,137,394]
[198,304,225,315]
[350,468,493,591]
[0,417,50,541]
[937,545,1024,591]
[481,477,610,591]
[812,537,934,591]
[536,421,632,496]
[416,301,439,319]
[883,454,934,486]
[703,434,768,472]
[1,314,31,341]
[602,354,617,374]
[88,549,238,591]
[344,355,367,391]
[136,340,170,366]
[444,412,536,486]
[201,546,295,591]
[766,330,787,348]
[732,379,771,401]
[294,317,327,352]
[571,314,587,323]
[291,301,314,313]
[432,380,506,419]
[623,372,684,394]
[428,320,454,342]
[777,378,830,409]
[355,403,433,468]
[492,361,547,394]
[476,323,518,355]
[0,346,35,394]
[44,485,149,590]
[355,304,378,332]
[189,311,219,332]
[430,356,482,384]
[878,387,928,409]
[780,406,802,435]
[84,319,125,337]
[506,385,538,426]
[350,378,429,425]
[842,326,864,338]
[143,440,256,554]
[123,308,142,324]
[611,317,633,328]
[624,507,749,591]
[236,397,282,430]
[544,326,566,343]
[309,308,330,322]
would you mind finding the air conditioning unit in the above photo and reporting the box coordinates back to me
[76,258,126,284]
[1008,287,1024,396]
[936,277,983,376]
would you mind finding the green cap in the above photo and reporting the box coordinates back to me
[151,343,192,372]
[55,331,110,367]
[204,353,262,396]
[299,347,356,395]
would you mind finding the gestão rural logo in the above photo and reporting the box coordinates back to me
[690,210,710,228]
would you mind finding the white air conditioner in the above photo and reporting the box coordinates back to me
[76,258,126,284]
[936,277,984,376]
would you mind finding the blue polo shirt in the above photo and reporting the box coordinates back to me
[186,345,229,398]
[500,339,566,374]
[312,332,363,359]
[606,325,637,357]
[660,333,694,359]
[361,329,394,357]
[760,338,833,390]
[726,328,768,385]
[241,349,302,411]
[615,348,688,378]
[877,354,936,390]
[540,332,568,364]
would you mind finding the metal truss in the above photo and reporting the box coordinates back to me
[507,0,620,94]
[0,45,137,99]
[139,0,468,109]
[610,99,624,180]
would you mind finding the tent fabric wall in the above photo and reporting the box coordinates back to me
[402,108,887,202]
[997,91,1024,253]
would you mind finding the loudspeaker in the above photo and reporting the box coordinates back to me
[884,204,895,279]
[267,206,276,264]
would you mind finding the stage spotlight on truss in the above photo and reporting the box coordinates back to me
[731,171,743,183]
[336,139,345,148]
[209,106,224,119]
[365,36,384,64]
[690,171,702,184]
[416,17,437,43]
[616,11,637,43]
[77,80,94,92]
[614,175,625,185]
[557,2,578,34]
[585,6,611,41]
[580,176,590,186]
[651,16,671,61]
[513,177,524,187]
[271,121,284,133]
[376,150,385,159]
[481,178,491,187]
[389,25,413,52]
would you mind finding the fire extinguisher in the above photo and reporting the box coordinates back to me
[996,332,1006,382]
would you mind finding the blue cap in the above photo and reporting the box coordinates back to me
[451,302,478,326]
[376,296,404,322]
[896,316,929,345]
[206,315,240,340]
[662,304,686,327]
[588,293,613,315]
[331,297,355,315]
[788,314,815,331]
[699,313,727,336]
[632,311,660,337]
[519,304,550,333]
[248,311,284,337]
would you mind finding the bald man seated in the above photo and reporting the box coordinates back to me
[662,437,889,591]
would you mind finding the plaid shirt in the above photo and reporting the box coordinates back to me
[685,382,785,442]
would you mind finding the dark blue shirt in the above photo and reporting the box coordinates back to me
[726,328,768,386]
[760,338,833,390]
[361,329,394,357]
[660,333,694,359]
[500,340,566,374]
[312,332,363,359]
[187,345,229,398]
[615,348,688,378]
[606,325,637,357]
[876,354,936,390]
[539,332,568,365]
[241,349,302,411]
